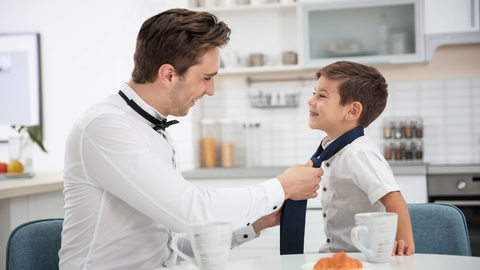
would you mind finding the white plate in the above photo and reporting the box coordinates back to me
[301,260,372,270]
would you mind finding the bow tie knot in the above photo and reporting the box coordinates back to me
[118,90,180,131]
[154,119,179,131]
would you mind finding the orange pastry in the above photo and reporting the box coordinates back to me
[313,251,363,270]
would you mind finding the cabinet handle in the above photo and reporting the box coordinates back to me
[472,0,476,28]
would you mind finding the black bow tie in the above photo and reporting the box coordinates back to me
[118,90,179,131]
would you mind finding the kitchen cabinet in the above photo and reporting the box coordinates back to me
[189,0,426,74]
[189,1,302,74]
[424,0,480,61]
[301,0,425,67]
[424,0,479,35]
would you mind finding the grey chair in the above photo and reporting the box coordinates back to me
[6,218,63,270]
[408,203,471,256]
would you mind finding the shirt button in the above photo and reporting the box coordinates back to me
[323,187,327,192]
[323,213,326,218]
[327,239,331,243]
[326,163,330,167]
[273,206,277,210]
[247,223,250,226]
[243,234,248,239]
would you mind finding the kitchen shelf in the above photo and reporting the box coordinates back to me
[191,2,297,12]
[218,64,303,75]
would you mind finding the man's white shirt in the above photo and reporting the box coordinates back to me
[59,83,285,270]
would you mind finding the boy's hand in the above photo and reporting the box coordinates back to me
[277,160,323,200]
[392,240,415,256]
[252,206,282,234]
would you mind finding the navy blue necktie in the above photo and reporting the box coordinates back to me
[279,126,364,255]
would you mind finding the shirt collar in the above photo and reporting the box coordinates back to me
[120,82,168,121]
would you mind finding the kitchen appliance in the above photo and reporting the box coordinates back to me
[427,165,480,256]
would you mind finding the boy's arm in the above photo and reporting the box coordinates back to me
[379,191,415,256]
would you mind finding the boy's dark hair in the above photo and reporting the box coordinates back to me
[131,8,231,83]
[315,61,388,127]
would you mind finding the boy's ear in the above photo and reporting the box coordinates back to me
[345,101,363,122]
[158,64,175,88]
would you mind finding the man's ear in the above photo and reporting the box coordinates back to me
[346,101,363,122]
[158,64,175,88]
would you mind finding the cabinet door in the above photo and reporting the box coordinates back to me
[301,0,424,67]
[424,0,480,35]
[395,174,428,203]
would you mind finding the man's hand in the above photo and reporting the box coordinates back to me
[276,160,323,200]
[252,206,282,234]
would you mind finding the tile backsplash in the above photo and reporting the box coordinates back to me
[174,76,480,170]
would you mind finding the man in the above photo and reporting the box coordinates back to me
[59,9,322,270]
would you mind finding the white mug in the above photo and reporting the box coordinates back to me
[351,212,397,263]
[171,222,232,270]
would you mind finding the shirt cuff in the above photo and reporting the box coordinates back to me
[259,178,284,215]
[231,222,257,248]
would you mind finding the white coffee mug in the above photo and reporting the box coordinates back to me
[171,222,232,270]
[351,212,398,263]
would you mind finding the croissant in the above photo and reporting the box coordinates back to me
[314,251,363,270]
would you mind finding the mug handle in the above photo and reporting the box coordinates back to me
[171,233,195,264]
[351,225,374,259]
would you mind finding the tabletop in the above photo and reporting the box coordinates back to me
[162,252,480,270]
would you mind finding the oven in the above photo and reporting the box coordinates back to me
[427,165,480,257]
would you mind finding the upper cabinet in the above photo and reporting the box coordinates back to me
[301,0,424,67]
[188,0,479,74]
[424,0,479,35]
[423,0,480,61]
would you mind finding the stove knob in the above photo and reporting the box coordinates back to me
[457,180,467,191]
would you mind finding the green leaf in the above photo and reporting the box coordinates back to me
[11,125,48,153]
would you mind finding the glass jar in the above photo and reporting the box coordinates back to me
[200,119,217,168]
[393,120,403,139]
[383,120,393,139]
[415,118,423,138]
[415,140,423,160]
[219,119,234,168]
[394,141,403,160]
[404,120,413,138]
[384,141,393,160]
[404,141,413,160]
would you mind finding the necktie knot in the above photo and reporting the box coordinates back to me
[154,119,179,131]
[119,90,179,132]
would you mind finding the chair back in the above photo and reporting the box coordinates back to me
[6,218,63,270]
[408,203,471,256]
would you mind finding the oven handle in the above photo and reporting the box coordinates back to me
[433,200,480,207]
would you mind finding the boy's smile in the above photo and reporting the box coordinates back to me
[308,75,350,139]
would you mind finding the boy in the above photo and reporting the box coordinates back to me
[308,61,414,256]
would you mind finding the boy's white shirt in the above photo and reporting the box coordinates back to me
[317,135,400,253]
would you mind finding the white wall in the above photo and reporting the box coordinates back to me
[0,0,189,172]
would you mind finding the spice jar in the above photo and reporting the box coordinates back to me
[393,120,403,139]
[383,120,393,139]
[404,141,413,160]
[415,140,423,160]
[404,120,413,138]
[219,119,234,167]
[415,118,423,138]
[384,141,393,160]
[200,119,217,167]
[394,141,403,160]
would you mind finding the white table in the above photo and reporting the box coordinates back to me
[162,253,480,270]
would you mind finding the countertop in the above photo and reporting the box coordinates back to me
[182,164,429,180]
[0,171,64,200]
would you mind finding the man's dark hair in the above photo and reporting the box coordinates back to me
[131,9,231,83]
